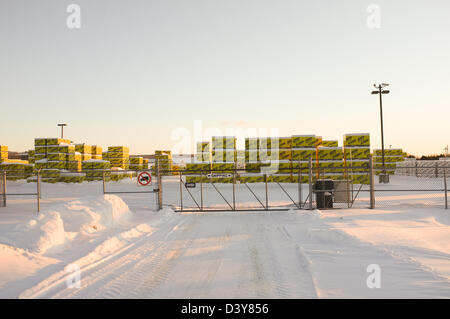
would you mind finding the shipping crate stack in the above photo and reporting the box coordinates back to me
[129,156,145,177]
[82,159,111,181]
[75,144,92,162]
[241,138,263,183]
[28,150,35,164]
[196,142,211,162]
[152,150,173,176]
[107,146,131,180]
[0,145,33,180]
[291,135,318,184]
[34,138,79,183]
[373,149,404,175]
[343,133,371,184]
[210,136,236,183]
[316,146,344,181]
[91,145,103,160]
[0,145,8,163]
[262,137,293,183]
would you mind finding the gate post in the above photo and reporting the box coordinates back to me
[102,171,106,194]
[264,174,268,210]
[444,167,448,209]
[308,157,313,210]
[2,171,6,207]
[157,160,162,210]
[179,170,183,211]
[37,169,41,213]
[232,163,236,211]
[298,160,302,208]
[369,155,375,209]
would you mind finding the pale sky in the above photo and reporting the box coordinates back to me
[1,0,449,155]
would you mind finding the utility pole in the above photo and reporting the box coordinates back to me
[371,83,390,183]
[57,123,67,139]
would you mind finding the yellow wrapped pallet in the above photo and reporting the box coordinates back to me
[343,133,370,147]
[322,140,338,147]
[108,146,129,153]
[291,148,316,161]
[291,135,316,148]
[196,141,211,153]
[245,138,258,150]
[239,173,265,183]
[91,145,102,155]
[315,136,323,147]
[373,156,402,163]
[185,162,211,174]
[279,137,292,149]
[343,147,371,160]
[373,149,403,156]
[317,147,343,161]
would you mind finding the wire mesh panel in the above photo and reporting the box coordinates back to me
[374,165,449,209]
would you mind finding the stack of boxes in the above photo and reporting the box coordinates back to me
[211,136,236,183]
[106,146,131,180]
[153,150,173,176]
[0,145,8,162]
[343,134,371,184]
[82,159,110,181]
[28,150,35,164]
[291,135,317,183]
[263,137,292,183]
[241,138,263,183]
[373,148,404,175]
[34,138,80,183]
[91,145,103,160]
[196,142,211,162]
[75,143,92,162]
[316,145,344,181]
[0,145,33,180]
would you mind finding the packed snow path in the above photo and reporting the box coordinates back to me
[19,210,450,299]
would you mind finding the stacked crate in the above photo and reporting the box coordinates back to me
[196,142,211,162]
[75,144,92,162]
[0,146,32,181]
[316,146,344,181]
[28,150,35,164]
[263,137,293,183]
[291,135,317,183]
[343,133,371,184]
[322,140,339,147]
[210,136,236,183]
[91,145,103,160]
[107,146,131,180]
[129,156,145,176]
[185,162,211,183]
[373,148,404,175]
[0,145,8,162]
[82,159,111,181]
[242,137,263,183]
[0,161,33,180]
[34,138,77,182]
[153,150,173,176]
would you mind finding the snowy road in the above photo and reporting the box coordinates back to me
[18,210,450,299]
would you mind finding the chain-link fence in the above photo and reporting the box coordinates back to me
[0,162,448,213]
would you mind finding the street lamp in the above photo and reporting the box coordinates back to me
[57,123,67,139]
[371,83,390,183]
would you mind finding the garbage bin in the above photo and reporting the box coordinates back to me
[313,179,334,209]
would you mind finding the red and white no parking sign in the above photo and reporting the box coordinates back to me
[137,171,152,186]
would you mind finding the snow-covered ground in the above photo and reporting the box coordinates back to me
[0,176,449,298]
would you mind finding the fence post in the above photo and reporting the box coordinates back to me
[308,157,313,210]
[232,163,236,211]
[435,162,439,178]
[200,171,204,210]
[264,174,268,210]
[444,167,448,209]
[369,155,375,209]
[102,171,106,194]
[179,170,183,211]
[37,169,41,213]
[157,159,162,210]
[2,171,6,207]
[298,160,302,208]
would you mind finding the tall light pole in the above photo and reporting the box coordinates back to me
[371,83,390,183]
[57,123,67,139]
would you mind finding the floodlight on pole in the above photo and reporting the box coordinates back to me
[371,83,390,183]
[57,123,67,139]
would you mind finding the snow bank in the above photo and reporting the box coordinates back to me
[0,195,132,254]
